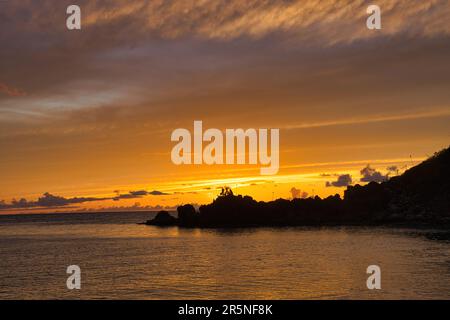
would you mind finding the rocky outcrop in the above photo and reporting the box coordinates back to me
[145,210,177,226]
[144,146,450,228]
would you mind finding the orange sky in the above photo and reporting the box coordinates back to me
[0,0,449,214]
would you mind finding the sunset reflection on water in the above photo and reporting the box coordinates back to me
[0,212,449,299]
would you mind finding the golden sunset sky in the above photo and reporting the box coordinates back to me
[1,0,449,214]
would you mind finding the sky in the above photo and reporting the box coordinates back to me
[1,0,449,214]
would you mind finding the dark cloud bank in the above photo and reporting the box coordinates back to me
[0,189,170,211]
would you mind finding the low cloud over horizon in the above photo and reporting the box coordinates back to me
[360,165,389,183]
[0,189,171,211]
[326,174,353,188]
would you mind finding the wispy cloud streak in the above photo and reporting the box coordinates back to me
[0,83,26,97]
[283,108,450,130]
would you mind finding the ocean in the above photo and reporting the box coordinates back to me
[0,212,449,299]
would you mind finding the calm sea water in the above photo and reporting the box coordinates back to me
[0,212,449,299]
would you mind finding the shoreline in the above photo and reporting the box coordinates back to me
[142,218,450,230]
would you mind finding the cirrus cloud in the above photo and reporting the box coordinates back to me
[0,82,26,97]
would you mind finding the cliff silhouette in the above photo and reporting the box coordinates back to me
[145,146,450,228]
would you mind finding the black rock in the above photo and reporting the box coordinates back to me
[145,210,177,226]
[177,204,198,227]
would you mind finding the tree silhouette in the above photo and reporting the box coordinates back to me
[220,186,234,197]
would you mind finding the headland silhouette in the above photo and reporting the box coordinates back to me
[145,146,450,228]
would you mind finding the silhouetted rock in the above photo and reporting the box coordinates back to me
[344,146,450,224]
[177,204,198,227]
[145,210,177,226]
